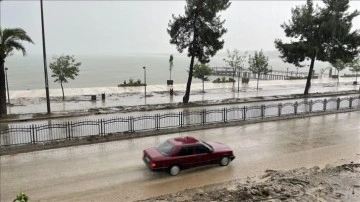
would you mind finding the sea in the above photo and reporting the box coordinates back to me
[4,52,343,91]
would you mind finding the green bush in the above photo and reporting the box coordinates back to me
[342,74,357,77]
[242,78,249,83]
[13,192,29,202]
[137,79,141,85]
[129,79,134,84]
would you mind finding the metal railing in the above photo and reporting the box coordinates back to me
[1,96,359,146]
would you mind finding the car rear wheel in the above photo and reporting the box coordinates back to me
[220,156,230,166]
[169,165,180,176]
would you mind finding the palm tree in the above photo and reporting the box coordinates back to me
[0,28,33,116]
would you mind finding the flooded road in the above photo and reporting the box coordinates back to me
[1,112,359,201]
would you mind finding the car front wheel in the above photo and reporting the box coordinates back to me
[219,156,230,166]
[169,165,180,176]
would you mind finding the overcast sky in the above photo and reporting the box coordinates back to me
[1,0,360,56]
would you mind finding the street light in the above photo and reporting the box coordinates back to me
[297,67,299,76]
[40,0,51,114]
[143,66,146,97]
[5,67,10,104]
[287,67,289,76]
[237,65,241,92]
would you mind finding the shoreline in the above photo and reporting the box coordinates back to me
[6,77,359,99]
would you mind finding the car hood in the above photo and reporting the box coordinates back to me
[144,147,164,160]
[208,141,232,152]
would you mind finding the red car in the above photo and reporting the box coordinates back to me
[143,136,235,176]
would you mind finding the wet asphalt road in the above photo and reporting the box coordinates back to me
[1,112,360,201]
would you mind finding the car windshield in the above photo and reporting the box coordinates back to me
[157,141,175,156]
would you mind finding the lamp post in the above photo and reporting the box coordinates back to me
[5,67,10,104]
[287,67,289,76]
[40,0,51,114]
[237,65,241,92]
[143,66,146,97]
[297,67,299,76]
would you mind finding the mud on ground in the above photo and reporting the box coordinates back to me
[140,163,360,202]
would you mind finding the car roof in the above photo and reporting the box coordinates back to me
[168,136,200,146]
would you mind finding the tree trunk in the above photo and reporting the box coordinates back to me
[183,8,198,104]
[0,58,7,117]
[183,55,195,103]
[202,80,204,93]
[232,68,235,91]
[61,81,65,100]
[256,72,260,90]
[304,50,317,95]
[237,68,241,92]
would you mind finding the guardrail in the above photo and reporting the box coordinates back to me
[1,96,359,146]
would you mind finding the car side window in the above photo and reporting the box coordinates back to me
[178,146,193,156]
[194,145,210,154]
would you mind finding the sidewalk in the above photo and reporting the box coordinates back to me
[4,77,360,117]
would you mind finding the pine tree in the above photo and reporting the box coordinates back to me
[168,0,231,103]
[275,0,360,94]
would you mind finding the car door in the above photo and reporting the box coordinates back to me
[176,146,196,169]
[193,144,212,166]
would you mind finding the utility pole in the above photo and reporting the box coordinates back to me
[143,66,147,97]
[40,0,51,114]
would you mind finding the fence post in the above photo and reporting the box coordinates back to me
[32,124,37,143]
[67,122,70,140]
[132,117,135,132]
[70,121,73,138]
[323,99,327,111]
[309,100,313,113]
[203,109,206,124]
[261,105,265,119]
[35,124,38,143]
[349,97,353,109]
[128,116,132,132]
[278,103,282,117]
[294,102,298,115]
[30,125,35,144]
[243,106,246,120]
[223,108,226,122]
[33,125,39,143]
[156,114,159,130]
[100,119,103,136]
[180,112,184,127]
[337,98,341,110]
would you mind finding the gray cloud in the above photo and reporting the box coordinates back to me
[1,1,359,56]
